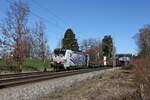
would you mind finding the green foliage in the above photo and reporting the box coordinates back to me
[62,29,79,51]
[102,35,113,58]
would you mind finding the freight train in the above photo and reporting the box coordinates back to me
[51,48,131,71]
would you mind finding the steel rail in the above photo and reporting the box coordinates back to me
[0,68,108,89]
[0,71,53,79]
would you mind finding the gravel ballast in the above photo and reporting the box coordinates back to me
[0,67,120,100]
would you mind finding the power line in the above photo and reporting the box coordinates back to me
[30,11,65,31]
[5,0,65,31]
[5,0,86,37]
[31,0,69,28]
[29,0,66,30]
[29,1,59,23]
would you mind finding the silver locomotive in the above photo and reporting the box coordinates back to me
[52,48,89,71]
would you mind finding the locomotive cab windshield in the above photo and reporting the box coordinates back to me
[54,49,66,56]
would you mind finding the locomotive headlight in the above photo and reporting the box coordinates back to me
[60,61,64,64]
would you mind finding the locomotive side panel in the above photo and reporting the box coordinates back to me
[68,51,88,69]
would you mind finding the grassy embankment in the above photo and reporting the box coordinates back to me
[0,59,52,73]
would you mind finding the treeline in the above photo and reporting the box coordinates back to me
[0,1,50,72]
[61,28,115,63]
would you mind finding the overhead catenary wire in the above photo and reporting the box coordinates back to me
[30,12,65,31]
[5,0,87,45]
[30,0,88,40]
[5,0,66,31]
[31,0,69,28]
[30,0,87,37]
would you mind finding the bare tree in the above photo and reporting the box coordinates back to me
[57,35,63,48]
[135,25,150,57]
[29,23,41,58]
[0,1,30,72]
[31,21,49,68]
[80,39,89,50]
[39,22,47,61]
[80,38,101,50]
[80,38,102,62]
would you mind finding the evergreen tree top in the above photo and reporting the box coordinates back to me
[64,28,75,37]
[62,28,79,51]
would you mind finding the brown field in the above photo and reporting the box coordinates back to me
[40,68,150,100]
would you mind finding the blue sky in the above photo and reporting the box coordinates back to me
[1,0,150,54]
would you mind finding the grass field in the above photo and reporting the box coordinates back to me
[0,59,52,73]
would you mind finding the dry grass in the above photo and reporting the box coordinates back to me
[39,69,149,100]
[132,58,150,85]
[132,57,150,100]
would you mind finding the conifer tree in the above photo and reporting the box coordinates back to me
[102,35,113,58]
[62,29,79,51]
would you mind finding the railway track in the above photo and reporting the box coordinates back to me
[0,67,109,89]
[0,71,53,79]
